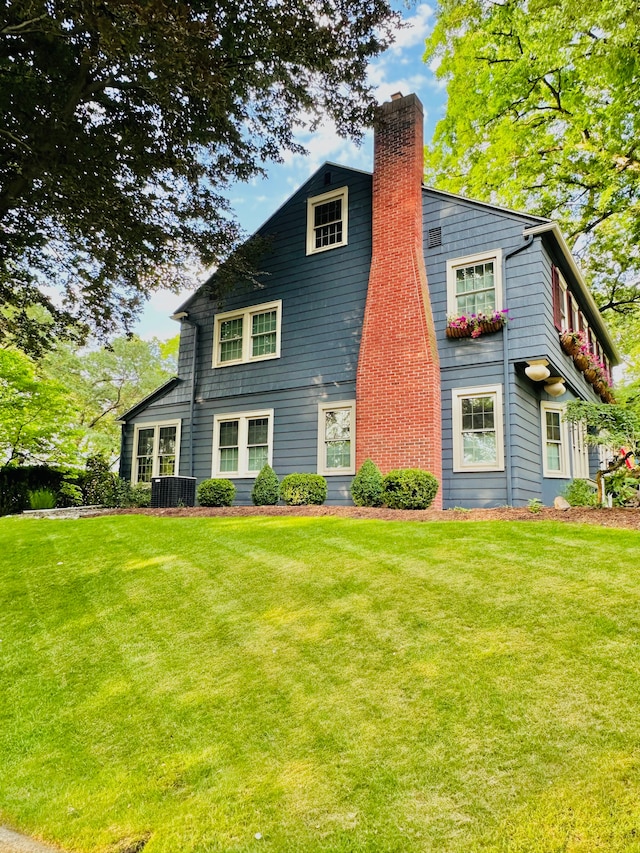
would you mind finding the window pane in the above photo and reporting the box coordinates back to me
[248,445,268,472]
[455,261,496,315]
[546,412,561,442]
[219,317,243,362]
[158,426,176,455]
[326,440,351,469]
[136,456,153,482]
[546,444,561,471]
[462,432,497,465]
[137,428,154,455]
[248,418,268,446]
[158,455,175,475]
[219,420,239,448]
[219,447,239,473]
[314,199,343,248]
[325,409,351,441]
[252,311,277,335]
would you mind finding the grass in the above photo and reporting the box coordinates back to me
[1,515,640,853]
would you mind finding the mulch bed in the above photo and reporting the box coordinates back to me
[104,505,640,530]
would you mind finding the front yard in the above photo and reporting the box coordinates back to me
[1,515,639,852]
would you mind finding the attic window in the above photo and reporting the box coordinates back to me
[306,187,348,255]
[427,227,442,248]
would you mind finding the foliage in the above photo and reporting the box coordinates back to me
[57,481,84,508]
[43,335,178,460]
[527,498,544,514]
[0,348,81,465]
[251,464,280,506]
[130,482,152,509]
[28,488,57,510]
[564,401,640,456]
[1,0,400,351]
[197,478,236,507]
[446,309,509,338]
[3,516,640,852]
[562,479,598,508]
[425,0,640,329]
[381,468,439,510]
[0,464,77,515]
[604,469,640,507]
[279,473,327,506]
[350,458,384,507]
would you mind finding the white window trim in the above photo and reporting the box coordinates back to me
[446,249,503,318]
[132,420,181,484]
[306,186,349,256]
[541,401,570,479]
[452,384,504,473]
[317,401,356,476]
[213,300,282,368]
[212,409,274,478]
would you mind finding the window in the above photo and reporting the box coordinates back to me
[447,250,503,318]
[452,385,504,472]
[541,402,569,478]
[132,421,181,483]
[306,187,348,255]
[213,301,281,368]
[318,402,356,475]
[212,410,273,477]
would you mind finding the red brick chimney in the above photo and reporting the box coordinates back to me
[355,92,442,505]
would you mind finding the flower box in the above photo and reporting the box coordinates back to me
[446,311,509,339]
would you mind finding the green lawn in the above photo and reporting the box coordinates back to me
[1,515,640,853]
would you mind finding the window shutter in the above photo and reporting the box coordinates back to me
[551,265,563,330]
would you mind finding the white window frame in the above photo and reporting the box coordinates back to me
[306,187,349,255]
[212,410,274,478]
[446,249,503,318]
[452,385,504,472]
[558,270,569,331]
[541,401,570,478]
[317,401,356,475]
[213,300,282,368]
[132,420,181,484]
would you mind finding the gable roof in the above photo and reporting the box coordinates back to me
[116,377,181,423]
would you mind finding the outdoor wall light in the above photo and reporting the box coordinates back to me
[545,377,567,397]
[524,359,551,382]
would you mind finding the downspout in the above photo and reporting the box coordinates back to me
[172,312,198,478]
[502,233,534,506]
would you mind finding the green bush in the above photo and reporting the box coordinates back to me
[279,473,327,506]
[251,464,280,506]
[562,478,598,507]
[57,481,84,507]
[381,468,439,510]
[81,455,121,506]
[350,458,383,507]
[0,465,80,515]
[28,488,57,510]
[130,482,152,507]
[197,478,236,507]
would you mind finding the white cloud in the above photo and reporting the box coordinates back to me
[388,3,434,52]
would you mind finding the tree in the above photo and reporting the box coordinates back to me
[0,348,81,465]
[42,335,179,458]
[425,0,640,324]
[1,0,400,353]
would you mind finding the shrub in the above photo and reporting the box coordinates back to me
[562,478,597,507]
[279,473,327,506]
[81,455,120,506]
[197,478,236,507]
[130,482,152,508]
[28,488,57,510]
[381,468,439,510]
[350,458,383,507]
[251,464,280,506]
[57,481,84,507]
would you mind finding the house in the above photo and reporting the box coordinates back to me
[119,92,620,509]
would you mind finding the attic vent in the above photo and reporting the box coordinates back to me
[324,171,332,186]
[427,227,442,248]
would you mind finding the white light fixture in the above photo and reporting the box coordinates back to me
[545,377,566,397]
[525,359,551,382]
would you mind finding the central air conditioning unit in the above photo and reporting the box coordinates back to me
[150,476,197,508]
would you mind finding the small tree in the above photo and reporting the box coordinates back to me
[350,459,384,507]
[251,465,280,506]
[564,400,640,504]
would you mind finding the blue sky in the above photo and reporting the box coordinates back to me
[135,3,445,340]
